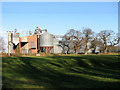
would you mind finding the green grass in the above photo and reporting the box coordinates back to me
[2,55,120,89]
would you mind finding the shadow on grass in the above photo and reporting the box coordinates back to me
[2,55,120,88]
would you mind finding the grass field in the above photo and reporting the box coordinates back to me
[2,55,120,89]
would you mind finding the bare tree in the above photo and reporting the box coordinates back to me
[82,28,94,55]
[64,29,83,54]
[97,30,118,53]
[90,36,103,53]
[108,46,118,53]
[0,37,6,52]
[61,35,71,54]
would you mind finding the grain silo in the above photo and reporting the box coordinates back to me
[39,31,54,53]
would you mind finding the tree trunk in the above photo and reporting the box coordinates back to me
[85,52,88,55]
[104,47,107,54]
[67,47,70,54]
[75,46,80,54]
[75,49,79,54]
[85,45,88,55]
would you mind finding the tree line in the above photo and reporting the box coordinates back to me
[62,28,119,55]
[0,28,119,55]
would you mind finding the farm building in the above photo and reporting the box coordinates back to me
[10,30,63,54]
[10,27,100,55]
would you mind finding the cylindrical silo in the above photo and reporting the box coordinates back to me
[40,32,53,46]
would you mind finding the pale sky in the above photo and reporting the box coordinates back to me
[0,1,119,52]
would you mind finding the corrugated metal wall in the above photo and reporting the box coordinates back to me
[40,32,53,47]
[53,38,63,53]
[12,33,19,45]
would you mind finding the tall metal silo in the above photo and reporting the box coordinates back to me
[40,32,54,47]
[39,31,54,54]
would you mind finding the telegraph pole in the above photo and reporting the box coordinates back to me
[7,31,10,56]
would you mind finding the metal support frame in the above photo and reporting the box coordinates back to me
[40,46,54,54]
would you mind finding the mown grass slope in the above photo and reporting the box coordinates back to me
[2,55,120,89]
